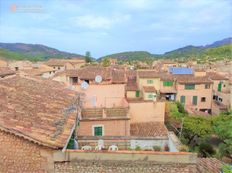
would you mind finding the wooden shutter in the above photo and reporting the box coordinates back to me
[192,96,198,105]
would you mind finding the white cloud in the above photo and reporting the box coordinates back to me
[71,14,131,29]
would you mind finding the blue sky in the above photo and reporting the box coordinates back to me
[0,0,231,58]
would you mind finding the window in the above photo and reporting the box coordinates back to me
[185,84,195,90]
[58,67,60,70]
[147,79,153,84]
[201,97,206,102]
[135,91,140,97]
[72,77,78,84]
[192,96,198,105]
[163,81,173,86]
[180,96,185,104]
[205,84,210,89]
[93,125,103,136]
[148,94,154,99]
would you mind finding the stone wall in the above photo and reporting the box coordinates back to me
[0,130,54,173]
[55,160,197,173]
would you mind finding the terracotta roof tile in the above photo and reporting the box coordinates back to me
[0,75,78,148]
[207,72,228,80]
[77,67,111,80]
[197,158,224,173]
[175,74,213,84]
[137,70,161,78]
[126,79,139,91]
[0,67,15,77]
[130,122,168,137]
[111,69,126,84]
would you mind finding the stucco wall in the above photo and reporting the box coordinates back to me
[129,102,165,122]
[138,78,161,91]
[0,130,54,173]
[77,119,130,136]
[130,139,168,150]
[126,91,136,98]
[176,83,213,110]
[75,84,127,108]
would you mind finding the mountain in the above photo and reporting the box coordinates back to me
[100,37,231,62]
[0,43,84,61]
[163,37,232,60]
[100,51,161,61]
[204,37,232,48]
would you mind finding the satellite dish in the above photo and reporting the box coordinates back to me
[81,81,89,90]
[95,75,102,83]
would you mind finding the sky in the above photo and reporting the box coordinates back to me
[0,0,231,58]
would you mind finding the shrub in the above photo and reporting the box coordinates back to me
[179,145,189,152]
[176,101,186,114]
[198,143,215,157]
[135,145,141,151]
[153,146,161,151]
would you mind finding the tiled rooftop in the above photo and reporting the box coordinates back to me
[207,72,228,80]
[175,75,213,84]
[111,69,127,84]
[20,65,54,76]
[0,67,15,77]
[137,70,161,78]
[126,79,139,91]
[0,75,78,148]
[130,122,168,138]
[197,158,224,173]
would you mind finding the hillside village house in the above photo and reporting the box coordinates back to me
[126,68,215,115]
[52,66,174,150]
[0,75,78,172]
[175,75,213,114]
[207,72,231,114]
[46,58,85,71]
[20,64,56,78]
[8,60,33,71]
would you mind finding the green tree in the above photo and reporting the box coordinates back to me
[198,142,215,157]
[85,51,92,63]
[182,116,213,146]
[212,113,232,158]
[102,58,110,67]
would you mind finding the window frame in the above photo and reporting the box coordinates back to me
[147,79,154,84]
[185,84,195,90]
[92,125,104,136]
[180,96,185,104]
[201,97,206,102]
[192,96,198,105]
[205,84,210,89]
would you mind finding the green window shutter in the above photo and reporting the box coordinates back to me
[136,91,140,97]
[192,96,198,105]
[148,94,153,99]
[185,84,195,90]
[180,96,185,104]
[94,126,103,136]
[218,83,222,92]
[147,80,153,84]
[164,81,173,86]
